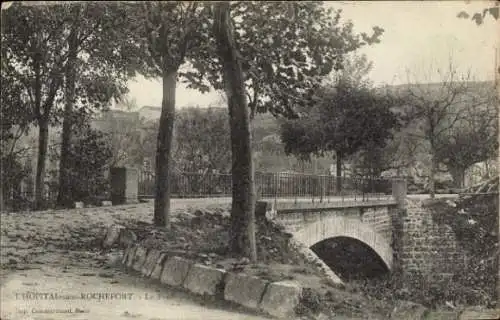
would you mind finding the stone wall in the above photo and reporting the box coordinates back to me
[398,199,466,281]
[361,206,393,241]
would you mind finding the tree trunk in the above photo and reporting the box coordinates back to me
[429,150,436,199]
[57,12,80,208]
[449,166,466,189]
[154,69,177,228]
[34,117,49,210]
[213,2,257,261]
[0,164,4,212]
[336,150,342,193]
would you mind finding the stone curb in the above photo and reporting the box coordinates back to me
[118,241,302,319]
[260,280,302,319]
[224,272,269,310]
[183,264,226,296]
[160,256,193,287]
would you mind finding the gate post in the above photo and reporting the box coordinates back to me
[390,177,407,277]
[392,177,407,209]
[110,167,139,205]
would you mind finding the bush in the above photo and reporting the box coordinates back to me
[59,127,112,205]
[0,153,32,211]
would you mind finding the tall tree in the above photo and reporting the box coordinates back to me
[2,2,141,209]
[195,2,383,255]
[57,2,145,207]
[280,78,400,191]
[2,3,70,209]
[397,64,491,198]
[213,2,257,260]
[137,2,210,228]
[56,4,80,208]
[435,89,498,188]
[0,58,33,211]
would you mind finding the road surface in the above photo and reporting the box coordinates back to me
[0,254,270,320]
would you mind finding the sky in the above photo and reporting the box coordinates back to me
[124,1,499,110]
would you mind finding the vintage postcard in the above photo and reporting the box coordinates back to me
[1,1,499,319]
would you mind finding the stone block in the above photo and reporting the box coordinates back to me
[141,249,162,277]
[459,309,500,320]
[125,245,137,268]
[183,264,226,297]
[150,253,168,280]
[132,246,149,272]
[260,280,302,319]
[224,273,268,310]
[424,311,458,320]
[390,301,428,320]
[160,256,193,287]
[102,225,125,248]
[110,167,138,205]
[121,245,132,265]
[74,201,84,208]
[101,200,112,207]
[118,229,137,248]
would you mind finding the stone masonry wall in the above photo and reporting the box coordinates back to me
[361,206,393,242]
[398,199,466,281]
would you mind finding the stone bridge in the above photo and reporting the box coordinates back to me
[258,180,474,283]
[274,201,398,272]
[111,167,488,288]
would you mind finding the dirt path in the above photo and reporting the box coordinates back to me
[0,202,271,320]
[1,255,269,320]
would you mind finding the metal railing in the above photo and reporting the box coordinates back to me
[138,170,394,203]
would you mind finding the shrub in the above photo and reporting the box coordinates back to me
[59,127,113,205]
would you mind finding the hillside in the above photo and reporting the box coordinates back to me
[92,80,497,182]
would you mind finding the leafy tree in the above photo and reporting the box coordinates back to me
[280,78,400,191]
[57,2,145,207]
[174,107,231,173]
[2,2,142,209]
[213,1,257,260]
[135,1,210,228]
[2,3,71,209]
[1,55,33,211]
[0,68,32,211]
[198,3,383,257]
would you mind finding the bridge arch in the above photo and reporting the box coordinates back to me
[293,216,393,270]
